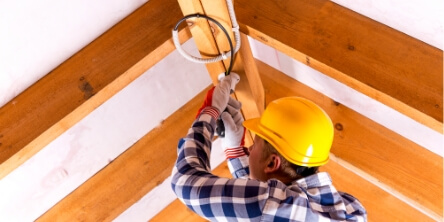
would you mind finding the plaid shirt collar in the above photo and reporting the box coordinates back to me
[294,172,332,189]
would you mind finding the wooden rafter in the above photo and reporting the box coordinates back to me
[177,0,265,145]
[234,0,443,133]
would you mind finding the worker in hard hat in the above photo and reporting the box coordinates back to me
[171,74,367,221]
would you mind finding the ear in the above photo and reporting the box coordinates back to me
[264,154,281,174]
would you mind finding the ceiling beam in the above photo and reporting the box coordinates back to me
[235,0,443,133]
[177,0,265,146]
[0,0,189,179]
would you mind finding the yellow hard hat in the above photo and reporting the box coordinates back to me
[243,97,334,167]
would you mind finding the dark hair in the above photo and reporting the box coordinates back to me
[262,140,319,180]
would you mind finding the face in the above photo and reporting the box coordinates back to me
[248,135,267,181]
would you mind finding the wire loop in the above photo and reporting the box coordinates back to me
[172,0,240,75]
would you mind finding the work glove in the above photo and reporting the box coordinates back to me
[196,73,240,119]
[220,98,247,159]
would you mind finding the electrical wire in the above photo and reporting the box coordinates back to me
[173,14,235,76]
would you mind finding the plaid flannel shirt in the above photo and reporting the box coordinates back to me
[171,108,367,221]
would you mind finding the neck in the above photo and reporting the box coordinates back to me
[266,172,298,185]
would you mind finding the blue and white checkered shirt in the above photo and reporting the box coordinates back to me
[171,109,367,221]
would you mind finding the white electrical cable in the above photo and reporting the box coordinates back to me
[226,0,241,52]
[172,0,241,64]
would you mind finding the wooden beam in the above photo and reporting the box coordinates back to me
[38,60,441,221]
[0,0,189,179]
[37,86,212,221]
[177,0,265,146]
[238,33,264,114]
[177,0,227,81]
[152,200,208,222]
[235,0,443,133]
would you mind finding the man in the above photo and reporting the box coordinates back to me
[171,74,367,221]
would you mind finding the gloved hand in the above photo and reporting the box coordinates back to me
[220,97,247,159]
[196,73,240,119]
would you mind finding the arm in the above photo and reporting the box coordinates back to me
[171,107,267,221]
[170,74,267,220]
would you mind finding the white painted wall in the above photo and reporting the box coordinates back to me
[0,0,442,221]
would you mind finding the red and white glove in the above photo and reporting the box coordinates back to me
[220,98,247,159]
[196,73,240,119]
